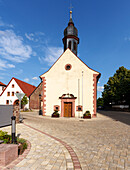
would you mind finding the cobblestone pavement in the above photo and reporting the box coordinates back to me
[0,111,130,170]
[21,111,130,170]
[0,124,70,170]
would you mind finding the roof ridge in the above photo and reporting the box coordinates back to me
[13,77,36,88]
[0,81,6,86]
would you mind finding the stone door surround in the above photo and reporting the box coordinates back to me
[59,93,77,117]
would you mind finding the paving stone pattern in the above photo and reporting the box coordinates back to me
[22,112,130,170]
[0,124,69,170]
[0,111,130,170]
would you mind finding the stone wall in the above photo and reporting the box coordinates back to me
[29,82,43,109]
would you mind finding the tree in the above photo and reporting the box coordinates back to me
[97,97,104,107]
[102,66,130,106]
[21,95,28,108]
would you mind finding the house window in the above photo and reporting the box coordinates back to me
[6,100,9,105]
[76,105,83,111]
[16,91,19,93]
[65,64,72,71]
[12,84,14,88]
[7,92,10,96]
[12,92,14,96]
[54,105,60,111]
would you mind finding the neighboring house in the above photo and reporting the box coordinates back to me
[0,82,6,95]
[40,11,101,118]
[29,82,43,110]
[0,77,36,109]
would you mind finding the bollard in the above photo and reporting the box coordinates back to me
[11,116,16,143]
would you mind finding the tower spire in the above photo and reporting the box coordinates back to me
[62,5,79,56]
[70,10,72,19]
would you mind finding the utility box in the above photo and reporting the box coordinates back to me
[0,105,13,127]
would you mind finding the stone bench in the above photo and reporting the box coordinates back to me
[0,144,18,166]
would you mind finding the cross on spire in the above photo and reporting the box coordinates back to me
[69,0,73,11]
[69,0,73,19]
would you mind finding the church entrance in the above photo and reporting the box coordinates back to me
[59,93,77,117]
[64,102,72,117]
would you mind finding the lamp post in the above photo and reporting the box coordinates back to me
[11,116,16,143]
[82,71,84,118]
[39,94,42,115]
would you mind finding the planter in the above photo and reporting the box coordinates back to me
[51,114,59,118]
[83,115,91,119]
[18,143,23,155]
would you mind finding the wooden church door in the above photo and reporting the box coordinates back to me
[64,102,72,117]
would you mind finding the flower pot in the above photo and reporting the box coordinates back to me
[83,115,91,119]
[51,114,59,118]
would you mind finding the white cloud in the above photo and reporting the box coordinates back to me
[36,32,45,36]
[39,47,63,66]
[32,77,38,80]
[0,30,33,63]
[25,32,45,42]
[0,59,15,70]
[97,86,104,92]
[0,17,14,28]
[25,33,34,41]
[7,64,15,68]
[24,78,29,82]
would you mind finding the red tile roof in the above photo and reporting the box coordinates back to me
[13,78,36,97]
[0,81,6,86]
[0,77,36,97]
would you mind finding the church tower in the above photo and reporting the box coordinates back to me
[63,11,79,56]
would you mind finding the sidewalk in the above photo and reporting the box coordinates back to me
[0,124,77,170]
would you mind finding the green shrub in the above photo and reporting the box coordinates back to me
[51,111,60,117]
[53,111,59,115]
[17,138,28,150]
[83,110,91,116]
[0,130,12,143]
[0,130,27,151]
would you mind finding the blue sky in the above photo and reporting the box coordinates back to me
[0,0,130,98]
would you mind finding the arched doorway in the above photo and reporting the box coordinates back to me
[59,93,77,117]
[13,99,19,106]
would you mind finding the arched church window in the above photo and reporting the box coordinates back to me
[68,41,71,50]
[74,42,77,51]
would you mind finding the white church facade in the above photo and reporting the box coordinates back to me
[40,11,101,118]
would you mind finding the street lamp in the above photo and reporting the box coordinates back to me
[39,94,42,115]
[11,116,16,143]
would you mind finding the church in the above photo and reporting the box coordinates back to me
[40,11,101,118]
